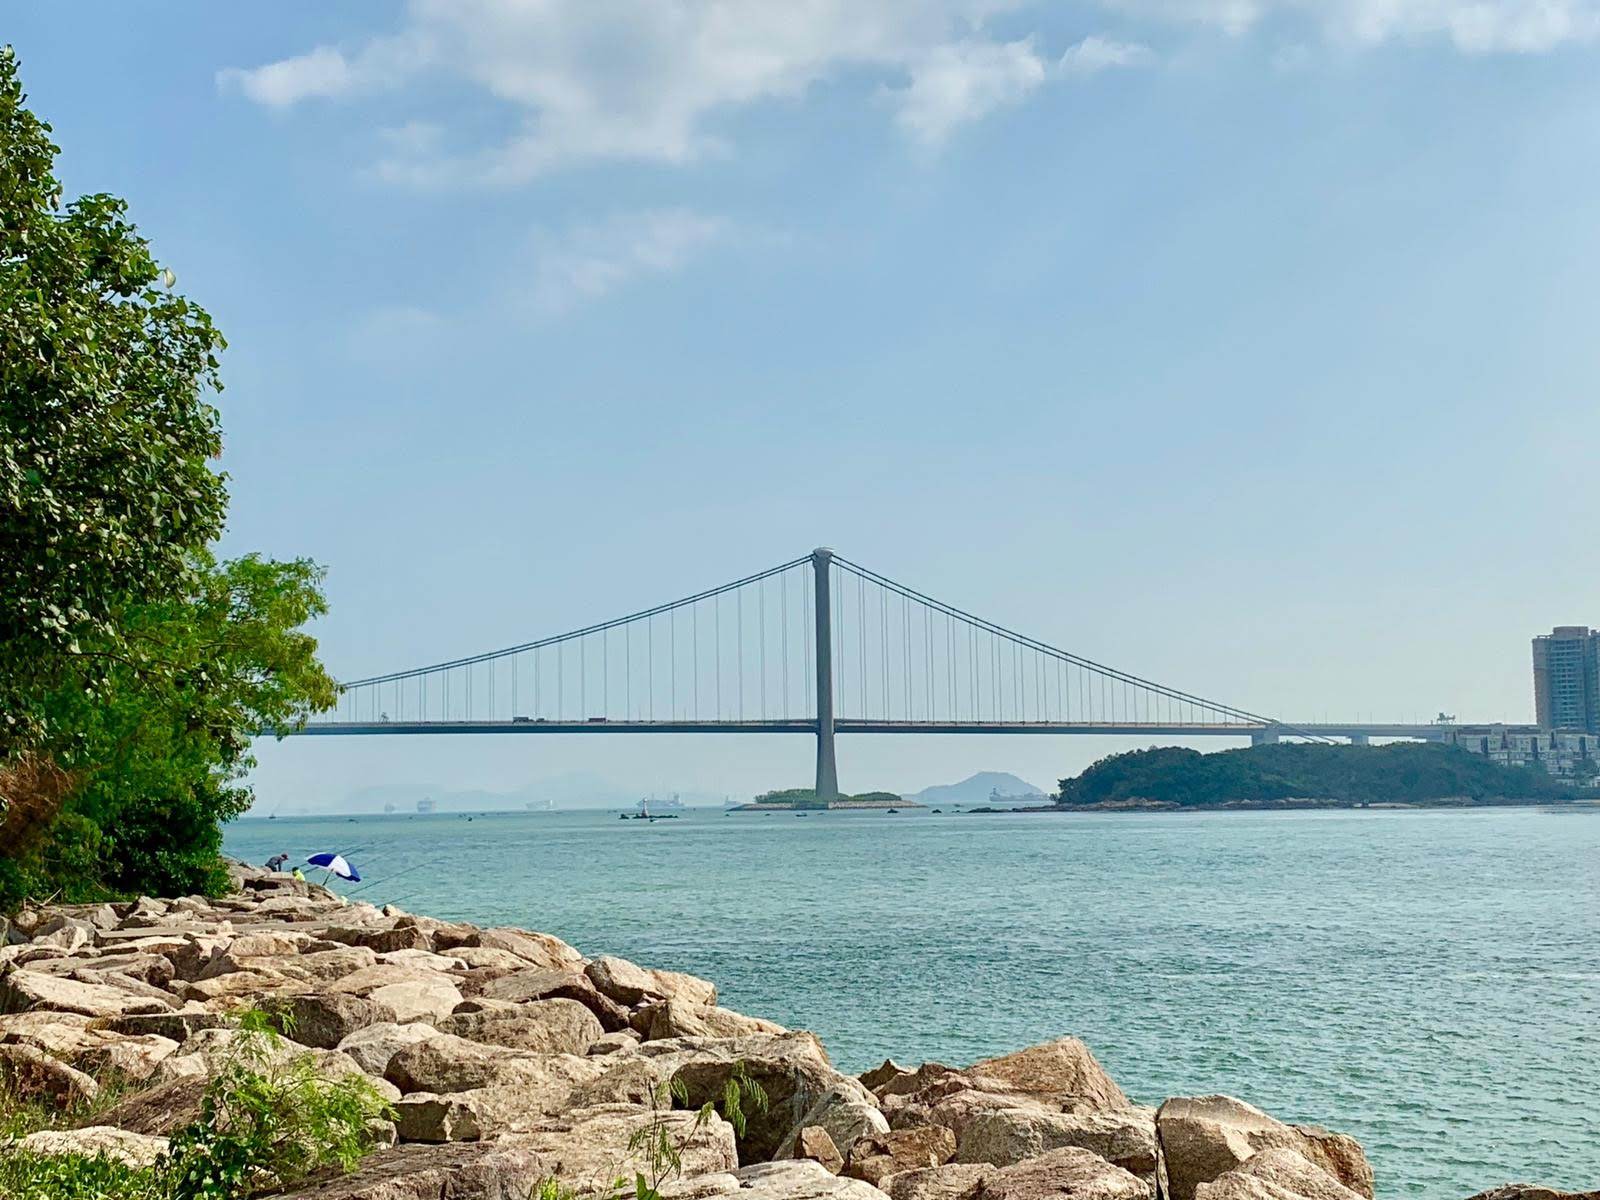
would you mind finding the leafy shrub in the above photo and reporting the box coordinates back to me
[160,1010,393,1200]
[0,1151,168,1200]
[0,1008,392,1199]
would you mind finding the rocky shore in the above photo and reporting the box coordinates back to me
[0,865,1589,1200]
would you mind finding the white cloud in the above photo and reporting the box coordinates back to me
[530,209,728,314]
[1059,35,1155,75]
[219,0,1600,184]
[220,2,1090,183]
[217,45,355,107]
[893,38,1050,146]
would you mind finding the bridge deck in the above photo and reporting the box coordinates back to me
[287,719,1504,738]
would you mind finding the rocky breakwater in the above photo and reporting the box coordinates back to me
[0,865,1592,1200]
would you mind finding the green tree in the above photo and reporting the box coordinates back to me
[1,553,337,904]
[0,46,229,755]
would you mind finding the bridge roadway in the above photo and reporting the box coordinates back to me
[291,719,1535,743]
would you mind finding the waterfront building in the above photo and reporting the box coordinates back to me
[1438,725,1598,782]
[1531,626,1600,732]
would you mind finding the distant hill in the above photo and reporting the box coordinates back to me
[1054,743,1568,809]
[905,771,1044,806]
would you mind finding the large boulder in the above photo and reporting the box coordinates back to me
[0,968,168,1018]
[656,1032,879,1165]
[385,1033,602,1103]
[586,955,664,1005]
[322,924,437,954]
[332,965,463,1024]
[795,1126,846,1174]
[273,1139,550,1199]
[337,1022,442,1077]
[880,1165,993,1200]
[31,916,95,953]
[180,968,302,1006]
[18,1126,170,1169]
[515,1102,739,1189]
[884,1042,1128,1142]
[438,926,584,971]
[1155,1096,1372,1200]
[844,1127,958,1187]
[860,1062,913,1093]
[273,992,397,1049]
[1,1018,178,1082]
[0,1042,100,1107]
[965,1041,1128,1111]
[956,1108,1157,1178]
[586,955,719,1009]
[974,1146,1148,1200]
[392,1091,492,1142]
[779,1086,891,1162]
[1463,1189,1600,1200]
[438,997,603,1055]
[293,945,386,983]
[474,967,632,1031]
[105,1009,230,1043]
[95,1075,211,1135]
[673,1160,893,1200]
[642,998,788,1042]
[1194,1148,1367,1200]
[449,946,539,972]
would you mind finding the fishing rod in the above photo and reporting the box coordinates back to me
[343,858,440,899]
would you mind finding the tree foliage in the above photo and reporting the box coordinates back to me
[0,49,336,908]
[1055,742,1567,809]
[0,553,336,905]
[0,45,229,755]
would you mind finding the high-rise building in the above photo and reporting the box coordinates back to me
[1531,626,1600,732]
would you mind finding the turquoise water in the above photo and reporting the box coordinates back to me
[224,807,1600,1198]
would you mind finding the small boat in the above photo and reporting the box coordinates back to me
[886,808,900,814]
[624,797,679,821]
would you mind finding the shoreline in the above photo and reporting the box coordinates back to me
[965,798,1596,814]
[0,866,1583,1200]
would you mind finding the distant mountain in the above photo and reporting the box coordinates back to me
[903,771,1045,806]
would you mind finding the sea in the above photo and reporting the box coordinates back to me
[223,805,1600,1199]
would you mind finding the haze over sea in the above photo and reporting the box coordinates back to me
[224,806,1600,1199]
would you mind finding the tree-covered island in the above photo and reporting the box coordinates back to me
[1050,742,1573,811]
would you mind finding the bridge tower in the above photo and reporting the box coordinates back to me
[812,547,839,801]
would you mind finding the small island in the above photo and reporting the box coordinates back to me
[1034,742,1578,811]
[731,788,924,811]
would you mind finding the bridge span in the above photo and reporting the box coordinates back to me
[294,718,1512,744]
[292,548,1518,795]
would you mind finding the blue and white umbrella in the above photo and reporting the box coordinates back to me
[306,852,360,883]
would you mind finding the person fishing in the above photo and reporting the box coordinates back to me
[265,853,290,873]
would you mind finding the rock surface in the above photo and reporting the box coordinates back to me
[974,1146,1149,1200]
[1156,1096,1373,1200]
[18,1125,171,1168]
[956,1108,1157,1178]
[0,864,1550,1200]
[1192,1147,1368,1200]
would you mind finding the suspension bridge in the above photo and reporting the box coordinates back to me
[296,548,1466,798]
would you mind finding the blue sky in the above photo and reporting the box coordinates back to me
[10,2,1600,808]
